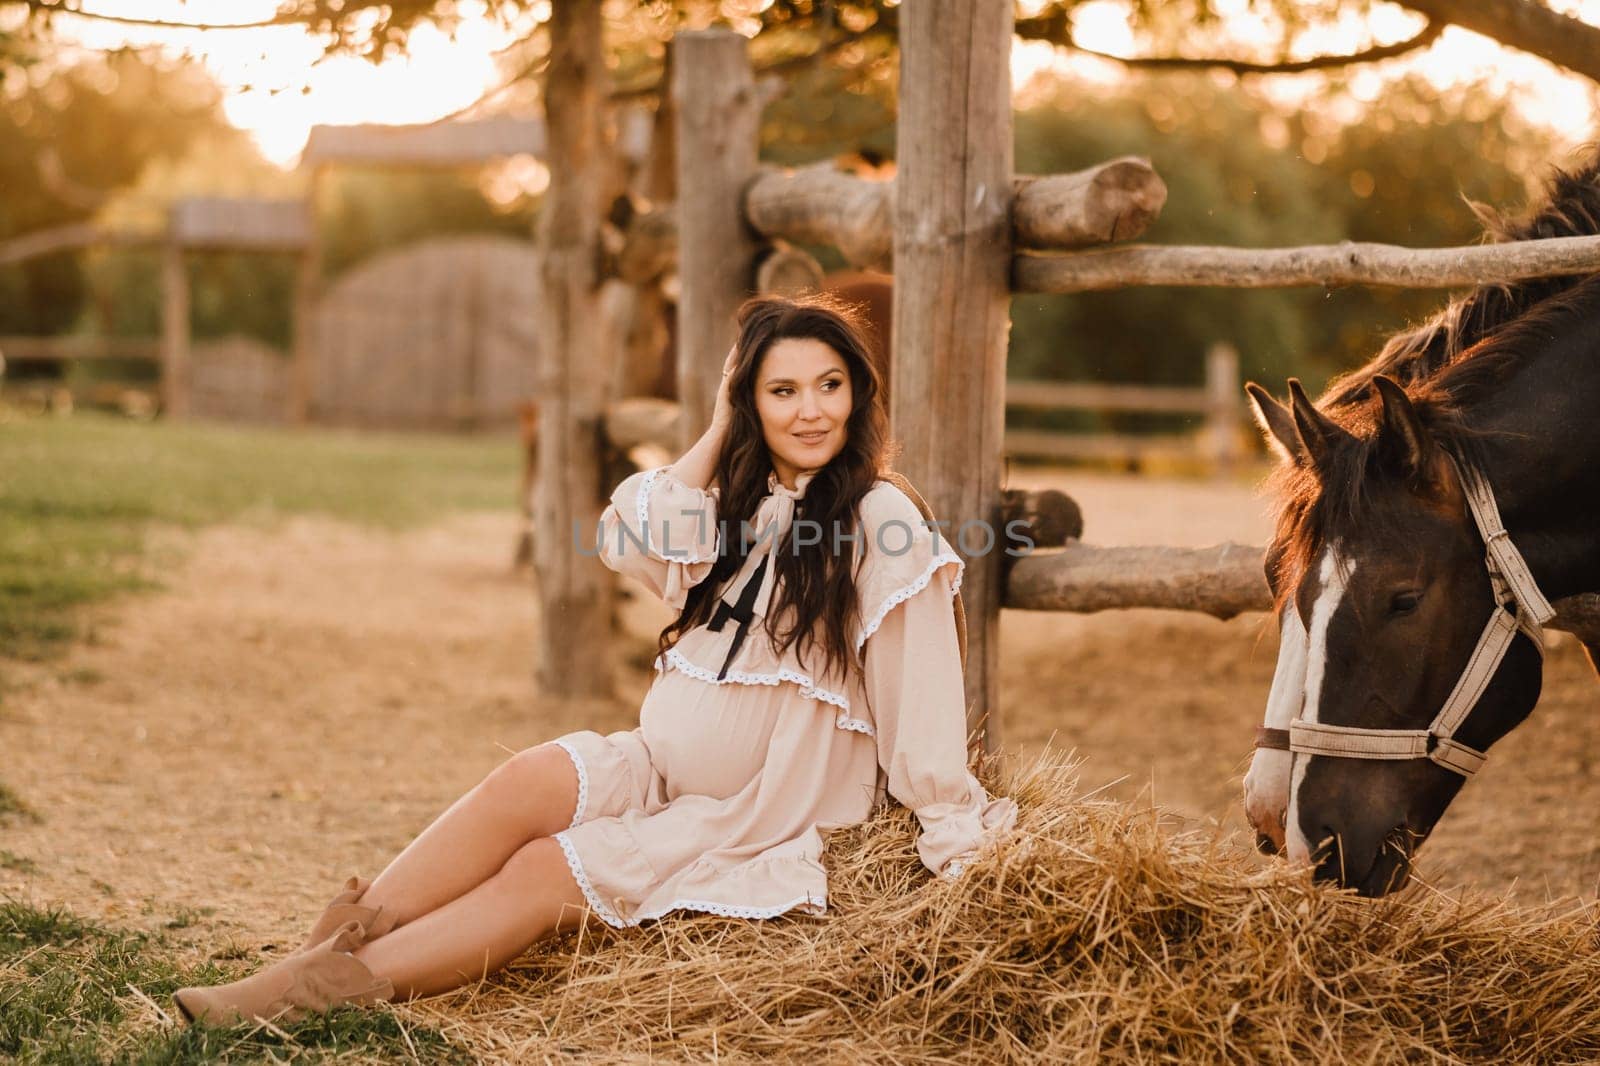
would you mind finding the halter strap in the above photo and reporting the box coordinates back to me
[1453,456,1554,638]
[1255,726,1290,751]
[1261,455,1552,778]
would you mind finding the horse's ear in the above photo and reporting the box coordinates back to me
[1245,382,1304,466]
[1372,375,1432,478]
[1287,378,1350,468]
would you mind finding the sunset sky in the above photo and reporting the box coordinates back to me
[44,0,1600,167]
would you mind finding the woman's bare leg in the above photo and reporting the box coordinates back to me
[359,744,580,928]
[354,836,590,998]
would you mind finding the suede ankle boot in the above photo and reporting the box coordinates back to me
[173,920,394,1026]
[294,875,396,955]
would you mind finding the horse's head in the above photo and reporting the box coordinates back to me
[1243,376,1543,896]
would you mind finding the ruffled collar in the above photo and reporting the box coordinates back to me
[767,470,816,500]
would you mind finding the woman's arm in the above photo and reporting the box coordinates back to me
[860,524,1017,878]
[595,347,737,608]
[667,346,736,490]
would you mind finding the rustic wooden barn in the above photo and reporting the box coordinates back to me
[309,235,540,428]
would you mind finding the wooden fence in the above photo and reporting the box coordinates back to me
[0,336,160,363]
[555,15,1600,744]
[1005,342,1242,472]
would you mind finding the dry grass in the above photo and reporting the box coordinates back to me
[411,752,1600,1064]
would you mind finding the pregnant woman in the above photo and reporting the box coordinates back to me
[174,293,1015,1025]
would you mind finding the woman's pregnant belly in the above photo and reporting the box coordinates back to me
[638,669,785,802]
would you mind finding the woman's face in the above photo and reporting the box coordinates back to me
[753,336,853,488]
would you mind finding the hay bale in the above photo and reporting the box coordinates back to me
[408,753,1600,1063]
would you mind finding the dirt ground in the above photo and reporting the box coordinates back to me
[2,470,1596,984]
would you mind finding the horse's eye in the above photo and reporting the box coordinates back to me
[1390,590,1423,615]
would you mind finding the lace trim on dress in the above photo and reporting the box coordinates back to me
[635,466,719,564]
[942,847,985,881]
[552,831,828,928]
[855,551,965,652]
[656,647,875,736]
[634,894,826,924]
[554,830,628,928]
[550,739,588,830]
[636,466,664,538]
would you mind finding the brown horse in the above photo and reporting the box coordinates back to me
[1241,153,1600,896]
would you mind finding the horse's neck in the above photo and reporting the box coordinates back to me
[1472,334,1600,601]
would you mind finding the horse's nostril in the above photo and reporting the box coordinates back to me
[1255,832,1280,856]
[1310,826,1343,882]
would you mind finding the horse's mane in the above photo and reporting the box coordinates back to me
[1319,148,1600,411]
[1268,148,1600,603]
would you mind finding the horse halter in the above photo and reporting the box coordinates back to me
[1256,455,1556,778]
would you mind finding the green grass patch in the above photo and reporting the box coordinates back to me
[162,908,211,931]
[0,411,518,661]
[0,782,38,823]
[0,851,37,874]
[0,900,472,1064]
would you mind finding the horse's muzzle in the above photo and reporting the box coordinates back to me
[1311,823,1416,898]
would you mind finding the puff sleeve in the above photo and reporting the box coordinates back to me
[597,467,721,610]
[857,488,1017,879]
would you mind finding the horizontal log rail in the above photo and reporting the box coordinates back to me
[602,397,681,451]
[738,156,1167,272]
[1005,541,1600,644]
[1008,379,1211,414]
[1005,345,1244,472]
[1014,234,1600,293]
[0,224,163,268]
[1004,430,1197,463]
[623,164,1600,300]
[0,335,162,362]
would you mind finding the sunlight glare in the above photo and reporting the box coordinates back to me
[63,0,518,167]
[52,0,1600,169]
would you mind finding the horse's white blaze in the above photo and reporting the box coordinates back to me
[1286,548,1353,864]
[1243,608,1307,849]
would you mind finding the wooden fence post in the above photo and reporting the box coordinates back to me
[159,228,190,419]
[891,0,1015,751]
[671,30,761,444]
[1203,341,1242,477]
[532,0,615,700]
[288,176,322,424]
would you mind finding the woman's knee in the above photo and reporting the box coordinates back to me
[476,743,579,833]
[495,836,587,928]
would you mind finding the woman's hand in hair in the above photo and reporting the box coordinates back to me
[669,346,737,491]
[710,344,737,435]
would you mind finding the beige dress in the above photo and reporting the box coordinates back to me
[550,466,1016,928]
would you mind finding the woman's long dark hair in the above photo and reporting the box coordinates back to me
[655,293,890,683]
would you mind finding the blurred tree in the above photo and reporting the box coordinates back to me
[746,1,1600,87]
[84,123,300,349]
[0,51,238,335]
[0,44,538,352]
[9,1,1597,110]
[1009,78,1328,437]
[1005,72,1549,436]
[317,169,536,280]
[1303,76,1553,389]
